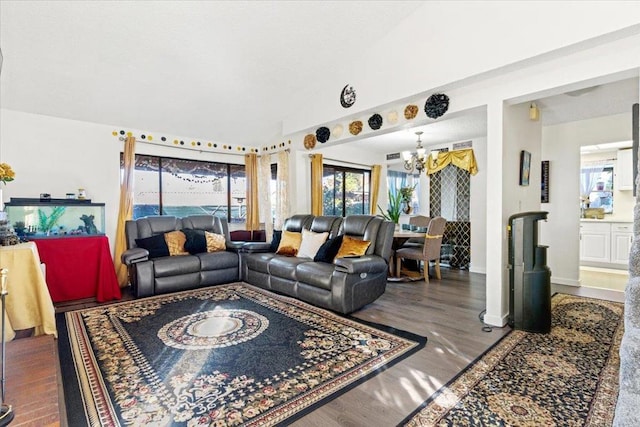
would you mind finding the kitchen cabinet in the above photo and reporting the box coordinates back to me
[611,223,633,265]
[616,148,633,191]
[580,221,633,268]
[580,222,611,263]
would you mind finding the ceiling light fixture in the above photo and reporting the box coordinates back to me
[402,131,427,173]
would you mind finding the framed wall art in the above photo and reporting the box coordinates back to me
[519,150,531,186]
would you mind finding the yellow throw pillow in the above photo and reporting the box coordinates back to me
[276,230,302,256]
[205,231,226,252]
[336,235,371,259]
[164,230,189,256]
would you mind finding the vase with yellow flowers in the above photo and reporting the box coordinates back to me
[0,163,15,212]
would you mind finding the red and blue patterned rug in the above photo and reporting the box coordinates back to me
[401,294,623,426]
[57,282,426,426]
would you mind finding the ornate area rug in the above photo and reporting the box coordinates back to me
[401,294,624,426]
[57,282,426,426]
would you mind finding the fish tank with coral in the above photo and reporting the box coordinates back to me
[5,198,105,238]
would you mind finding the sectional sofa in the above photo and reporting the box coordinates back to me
[242,214,395,314]
[121,213,394,314]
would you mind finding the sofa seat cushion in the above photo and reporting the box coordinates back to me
[197,251,238,271]
[244,253,277,274]
[296,262,336,291]
[153,255,201,278]
[268,256,309,280]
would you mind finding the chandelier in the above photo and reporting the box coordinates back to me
[402,131,428,173]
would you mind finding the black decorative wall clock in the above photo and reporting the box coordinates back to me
[340,84,356,108]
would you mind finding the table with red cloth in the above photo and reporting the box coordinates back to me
[31,235,122,303]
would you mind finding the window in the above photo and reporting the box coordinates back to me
[322,165,370,216]
[581,165,614,213]
[387,169,420,213]
[121,154,246,222]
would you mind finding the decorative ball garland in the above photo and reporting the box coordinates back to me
[316,127,330,143]
[424,93,450,119]
[368,113,383,130]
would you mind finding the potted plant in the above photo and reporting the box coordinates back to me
[399,184,417,214]
[377,189,402,225]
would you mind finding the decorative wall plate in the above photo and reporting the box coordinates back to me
[368,113,383,130]
[316,127,330,143]
[349,121,363,135]
[404,105,418,120]
[303,134,317,150]
[340,84,356,108]
[425,93,450,119]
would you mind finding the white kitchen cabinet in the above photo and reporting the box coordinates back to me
[580,221,633,268]
[616,148,633,191]
[580,222,611,263]
[611,223,633,265]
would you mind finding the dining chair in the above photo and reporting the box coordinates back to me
[394,216,447,282]
[403,215,431,247]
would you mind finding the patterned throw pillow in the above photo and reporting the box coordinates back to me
[335,235,371,259]
[205,231,226,252]
[276,230,302,256]
[164,231,189,256]
[297,229,328,259]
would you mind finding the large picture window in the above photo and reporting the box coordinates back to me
[322,165,370,216]
[121,154,246,222]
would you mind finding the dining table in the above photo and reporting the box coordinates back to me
[390,230,425,277]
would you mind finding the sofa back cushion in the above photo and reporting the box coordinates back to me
[338,215,381,256]
[309,216,343,239]
[283,215,314,233]
[126,216,181,249]
[182,215,230,241]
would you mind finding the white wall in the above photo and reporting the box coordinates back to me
[0,109,246,250]
[283,3,640,135]
[541,113,633,285]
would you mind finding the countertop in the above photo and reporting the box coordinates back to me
[580,218,633,223]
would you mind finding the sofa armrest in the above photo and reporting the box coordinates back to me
[241,242,272,253]
[333,255,387,274]
[121,248,149,266]
[226,241,246,252]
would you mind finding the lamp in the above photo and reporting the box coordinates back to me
[402,131,428,173]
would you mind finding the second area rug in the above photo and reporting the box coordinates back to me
[58,282,426,426]
[402,293,623,426]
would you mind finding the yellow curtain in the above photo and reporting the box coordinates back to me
[310,154,323,215]
[370,164,382,215]
[114,136,136,287]
[245,153,260,231]
[426,148,478,175]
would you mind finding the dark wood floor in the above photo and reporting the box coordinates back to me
[9,268,625,426]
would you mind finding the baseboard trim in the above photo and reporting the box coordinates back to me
[469,266,486,274]
[483,312,508,327]
[551,277,580,286]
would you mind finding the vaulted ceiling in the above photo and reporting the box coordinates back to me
[1,2,637,155]
[0,1,422,146]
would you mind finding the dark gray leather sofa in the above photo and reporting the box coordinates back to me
[121,215,243,298]
[242,214,395,314]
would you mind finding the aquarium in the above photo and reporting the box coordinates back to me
[5,198,105,238]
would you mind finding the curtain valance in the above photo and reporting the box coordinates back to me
[426,148,478,176]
